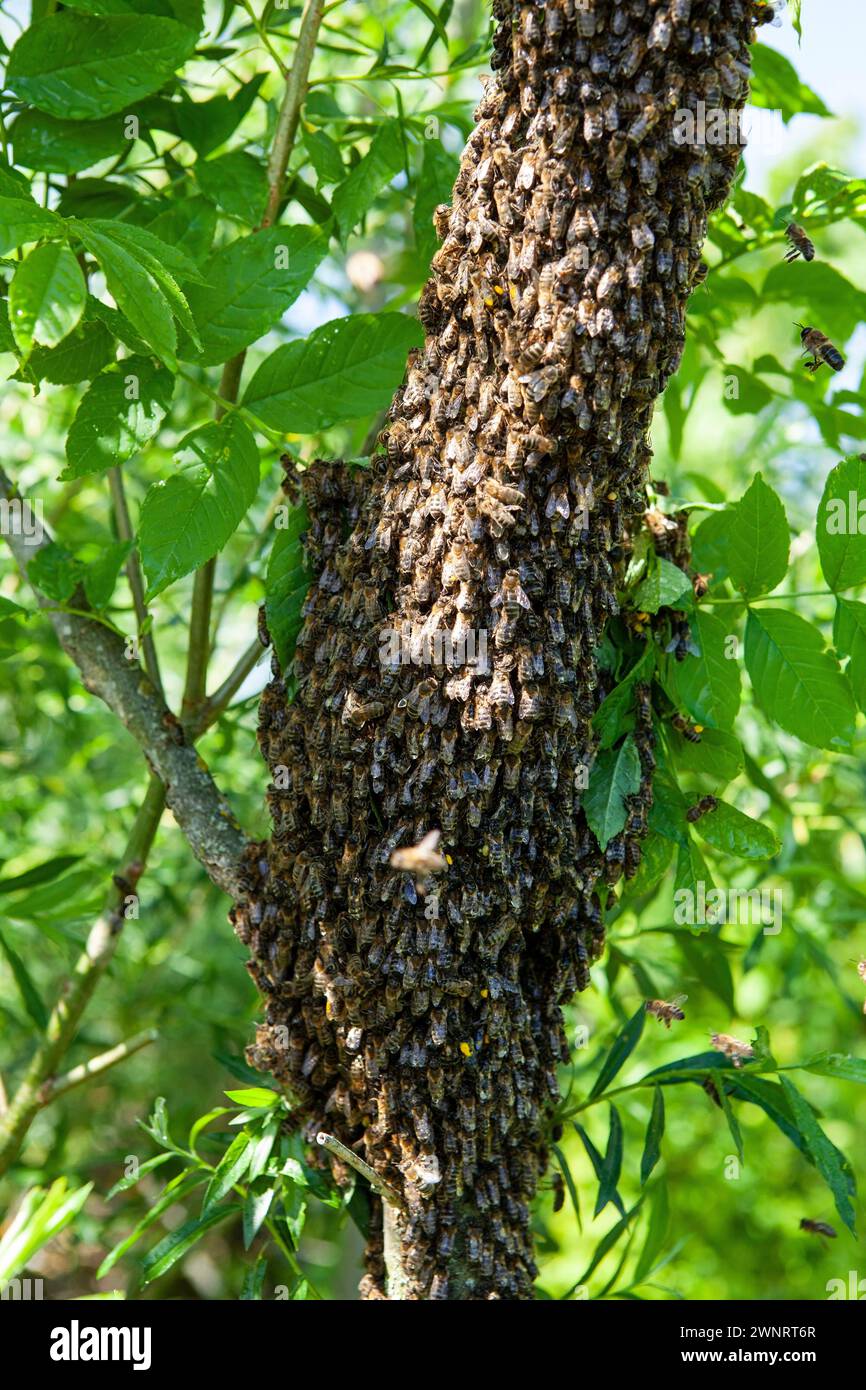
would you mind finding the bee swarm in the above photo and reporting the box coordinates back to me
[232,0,757,1299]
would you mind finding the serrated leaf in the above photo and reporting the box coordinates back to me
[11,109,125,174]
[750,42,831,123]
[726,473,789,598]
[22,316,114,385]
[8,243,86,360]
[27,543,82,602]
[664,609,741,731]
[585,735,642,850]
[674,835,715,901]
[185,224,328,366]
[633,557,693,614]
[833,597,866,712]
[640,1088,665,1186]
[265,508,312,671]
[745,606,856,749]
[6,14,197,121]
[83,539,132,609]
[243,313,423,433]
[196,150,268,226]
[692,800,780,860]
[668,726,744,786]
[0,196,63,256]
[140,416,259,599]
[592,645,655,750]
[76,224,177,367]
[63,357,173,478]
[332,120,405,242]
[818,455,866,592]
[302,123,344,187]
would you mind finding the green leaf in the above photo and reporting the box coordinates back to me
[750,43,831,123]
[9,243,86,360]
[147,197,217,263]
[0,929,48,1029]
[83,539,132,609]
[6,14,198,121]
[590,1005,646,1100]
[633,1178,669,1285]
[633,557,693,614]
[817,455,866,592]
[139,416,259,599]
[141,1205,240,1285]
[585,735,642,850]
[240,1251,268,1300]
[0,855,82,895]
[224,1088,280,1109]
[97,1169,205,1278]
[28,543,82,602]
[243,313,423,434]
[302,123,345,187]
[594,1105,624,1218]
[692,801,780,861]
[202,1132,254,1211]
[833,597,866,712]
[11,109,125,174]
[332,120,405,242]
[779,1076,857,1235]
[83,218,206,288]
[63,357,174,479]
[196,151,268,226]
[718,1079,745,1165]
[265,506,312,671]
[0,196,63,256]
[551,1144,581,1231]
[573,1123,625,1219]
[573,1198,643,1290]
[413,139,459,265]
[22,316,115,385]
[745,606,856,749]
[593,645,655,750]
[663,609,740,731]
[176,74,265,157]
[640,1088,665,1186]
[0,596,30,620]
[680,935,735,1012]
[763,263,866,348]
[76,224,177,367]
[796,1053,866,1086]
[186,224,329,366]
[242,1184,275,1251]
[725,474,789,598]
[106,1153,173,1198]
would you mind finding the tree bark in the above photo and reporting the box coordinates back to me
[233,0,758,1298]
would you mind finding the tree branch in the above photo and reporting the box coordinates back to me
[0,468,251,899]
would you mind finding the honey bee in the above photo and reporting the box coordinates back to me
[800,1218,837,1239]
[692,571,712,598]
[702,1077,723,1108]
[390,830,448,890]
[856,958,866,982]
[672,713,703,743]
[710,1033,754,1068]
[686,795,719,823]
[797,324,845,374]
[784,223,815,263]
[646,994,688,1028]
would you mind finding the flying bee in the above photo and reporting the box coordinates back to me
[856,958,866,982]
[800,1218,837,1239]
[686,795,719,823]
[390,830,448,893]
[784,222,815,262]
[711,1033,754,1068]
[646,994,688,1029]
[797,324,845,374]
[692,571,713,598]
[672,713,703,743]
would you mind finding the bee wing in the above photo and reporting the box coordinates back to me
[416,830,441,853]
[669,994,688,1008]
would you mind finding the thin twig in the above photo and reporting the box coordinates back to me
[108,467,164,702]
[193,637,268,736]
[0,779,165,1178]
[316,1132,406,1210]
[42,1029,159,1104]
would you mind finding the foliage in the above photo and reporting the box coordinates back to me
[0,0,865,1301]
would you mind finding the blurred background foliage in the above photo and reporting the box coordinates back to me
[1,0,866,1300]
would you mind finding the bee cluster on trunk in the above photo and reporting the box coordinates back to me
[232,0,758,1299]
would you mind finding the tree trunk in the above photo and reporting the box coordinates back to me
[232,0,757,1299]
